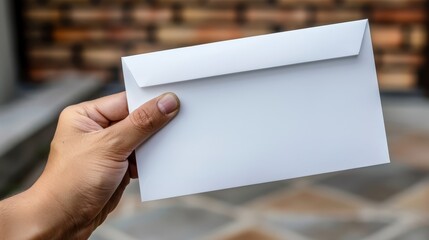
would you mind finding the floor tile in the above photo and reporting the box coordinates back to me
[220,229,280,240]
[268,216,391,240]
[88,233,111,240]
[389,132,429,169]
[88,234,106,240]
[317,164,428,202]
[108,205,233,240]
[390,182,429,213]
[257,188,360,215]
[203,181,287,205]
[90,226,138,240]
[391,225,429,240]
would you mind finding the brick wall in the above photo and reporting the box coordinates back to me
[22,0,426,91]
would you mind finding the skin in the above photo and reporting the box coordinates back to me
[0,92,180,239]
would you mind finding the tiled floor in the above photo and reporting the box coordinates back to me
[86,96,429,240]
[1,94,419,240]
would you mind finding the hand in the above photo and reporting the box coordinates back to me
[0,92,180,239]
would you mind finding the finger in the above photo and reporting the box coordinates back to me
[81,92,129,127]
[106,92,180,152]
[128,152,138,179]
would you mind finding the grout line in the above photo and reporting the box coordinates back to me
[237,185,290,207]
[200,221,257,240]
[111,194,186,220]
[244,185,302,209]
[314,184,381,208]
[246,184,378,219]
[181,194,243,219]
[362,216,422,240]
[261,219,316,240]
[383,176,429,208]
[107,173,429,239]
[186,192,314,240]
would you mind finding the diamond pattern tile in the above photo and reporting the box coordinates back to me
[204,181,287,205]
[268,216,391,240]
[88,233,110,240]
[390,182,429,213]
[258,188,360,215]
[392,225,429,240]
[11,95,429,240]
[108,205,233,240]
[389,132,429,169]
[221,229,279,240]
[317,163,428,202]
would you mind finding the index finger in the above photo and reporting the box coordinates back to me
[82,92,130,127]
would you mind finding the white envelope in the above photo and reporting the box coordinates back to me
[122,19,390,201]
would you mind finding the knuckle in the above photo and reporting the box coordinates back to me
[59,105,77,120]
[130,108,156,134]
[62,105,77,114]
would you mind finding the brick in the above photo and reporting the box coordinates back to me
[245,8,308,24]
[105,27,148,42]
[315,9,364,24]
[82,47,124,67]
[156,25,271,45]
[381,52,424,67]
[25,8,61,22]
[29,46,72,62]
[29,68,111,82]
[371,26,403,49]
[410,26,427,50]
[155,0,202,5]
[53,27,147,43]
[131,7,173,23]
[127,44,172,55]
[27,0,95,5]
[278,0,335,6]
[377,70,417,90]
[372,9,425,23]
[21,0,427,90]
[28,68,77,82]
[205,0,268,6]
[223,229,279,240]
[68,7,123,23]
[53,28,105,42]
[183,7,236,23]
[344,0,425,7]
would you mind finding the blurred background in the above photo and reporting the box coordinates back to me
[0,0,428,239]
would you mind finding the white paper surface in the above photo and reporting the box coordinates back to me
[122,19,390,201]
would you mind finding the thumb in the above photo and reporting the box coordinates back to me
[107,92,180,152]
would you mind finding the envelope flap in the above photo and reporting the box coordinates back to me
[123,20,368,87]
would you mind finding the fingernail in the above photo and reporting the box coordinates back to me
[157,93,179,115]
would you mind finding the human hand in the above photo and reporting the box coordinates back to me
[0,92,179,239]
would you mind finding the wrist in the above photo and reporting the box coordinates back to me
[28,185,68,238]
[0,183,80,239]
[28,177,85,239]
[0,188,61,239]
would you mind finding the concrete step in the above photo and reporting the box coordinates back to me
[0,75,102,196]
